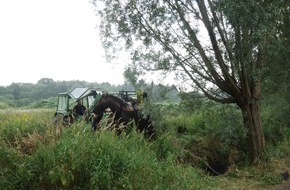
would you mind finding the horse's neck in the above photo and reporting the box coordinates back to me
[97,95,128,113]
[103,100,121,113]
[110,96,134,112]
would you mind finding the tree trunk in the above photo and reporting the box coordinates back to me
[239,101,265,163]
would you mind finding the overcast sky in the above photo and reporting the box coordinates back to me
[0,0,126,86]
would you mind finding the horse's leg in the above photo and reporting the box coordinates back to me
[134,111,156,140]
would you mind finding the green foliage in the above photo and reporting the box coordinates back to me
[28,97,58,109]
[0,96,16,108]
[0,109,52,145]
[201,105,246,147]
[0,102,11,109]
[0,78,180,109]
[141,96,249,169]
[0,78,137,108]
[179,91,207,113]
[152,133,178,160]
[0,106,289,189]
[0,109,213,190]
[158,102,246,145]
[133,81,180,103]
[95,0,290,162]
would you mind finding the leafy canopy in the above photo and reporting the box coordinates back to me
[94,0,286,104]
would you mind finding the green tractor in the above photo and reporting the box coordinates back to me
[53,87,147,127]
[53,87,104,126]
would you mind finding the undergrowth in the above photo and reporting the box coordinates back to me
[0,108,289,190]
[0,109,212,190]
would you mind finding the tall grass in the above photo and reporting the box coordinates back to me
[0,109,212,190]
[0,108,289,189]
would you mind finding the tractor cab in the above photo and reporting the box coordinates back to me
[54,87,104,126]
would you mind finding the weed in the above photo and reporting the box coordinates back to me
[0,108,289,189]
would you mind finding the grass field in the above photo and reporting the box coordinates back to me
[0,108,289,189]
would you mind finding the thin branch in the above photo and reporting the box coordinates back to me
[208,0,235,77]
[197,0,241,96]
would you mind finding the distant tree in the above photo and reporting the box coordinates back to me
[38,78,54,84]
[123,66,139,87]
[94,0,287,162]
[1,78,134,107]
[10,83,20,100]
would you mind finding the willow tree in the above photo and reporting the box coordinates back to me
[94,0,284,162]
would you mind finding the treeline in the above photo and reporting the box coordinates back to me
[0,78,180,108]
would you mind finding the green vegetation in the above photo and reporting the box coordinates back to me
[0,105,288,189]
[0,79,129,107]
[0,0,289,188]
[0,78,179,108]
[95,0,290,163]
[0,109,212,189]
[0,74,289,189]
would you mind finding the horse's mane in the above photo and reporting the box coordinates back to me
[102,93,128,107]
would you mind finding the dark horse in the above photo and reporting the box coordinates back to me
[92,93,155,139]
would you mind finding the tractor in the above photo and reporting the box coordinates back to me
[53,87,104,126]
[53,87,147,127]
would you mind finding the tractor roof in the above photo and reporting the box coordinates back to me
[58,87,102,101]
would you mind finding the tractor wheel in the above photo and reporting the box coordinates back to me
[63,115,74,127]
[53,113,73,127]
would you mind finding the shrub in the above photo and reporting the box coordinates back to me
[0,102,11,109]
[0,108,288,189]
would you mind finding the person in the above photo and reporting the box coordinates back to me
[73,100,86,117]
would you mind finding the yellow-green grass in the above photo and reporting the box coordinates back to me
[0,109,289,189]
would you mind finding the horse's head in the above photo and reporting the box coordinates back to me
[91,94,156,140]
[92,94,128,130]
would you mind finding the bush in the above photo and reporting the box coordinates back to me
[0,102,11,109]
[0,114,213,189]
[0,109,52,144]
[0,108,289,189]
[29,97,57,109]
[159,103,248,172]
